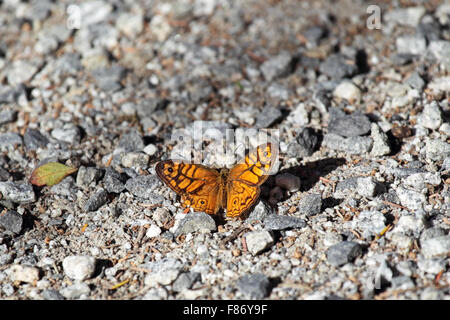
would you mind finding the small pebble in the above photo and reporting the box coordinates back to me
[297,193,322,216]
[236,273,271,299]
[174,212,216,236]
[327,241,362,267]
[264,215,306,231]
[245,230,274,255]
[83,188,109,212]
[60,283,91,299]
[8,265,40,283]
[0,182,35,204]
[0,210,23,234]
[62,255,97,281]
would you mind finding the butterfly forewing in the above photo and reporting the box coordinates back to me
[155,160,221,214]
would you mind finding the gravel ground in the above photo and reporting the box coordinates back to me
[0,0,449,300]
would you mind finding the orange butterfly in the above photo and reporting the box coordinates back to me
[156,143,278,218]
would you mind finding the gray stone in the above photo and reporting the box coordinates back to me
[103,168,127,193]
[297,193,322,216]
[0,182,35,204]
[247,201,274,222]
[420,235,450,258]
[175,212,216,236]
[420,227,447,243]
[286,127,319,158]
[152,207,172,227]
[121,152,150,168]
[55,53,82,75]
[42,289,65,300]
[370,123,391,156]
[260,51,293,81]
[353,210,386,238]
[62,255,96,281]
[76,166,103,188]
[125,175,161,200]
[6,60,39,85]
[0,85,26,104]
[24,128,49,150]
[51,125,81,144]
[143,258,183,286]
[356,177,380,198]
[275,173,301,192]
[91,65,126,92]
[395,186,426,211]
[172,272,200,292]
[426,139,450,162]
[396,36,427,55]
[84,188,109,212]
[118,130,144,152]
[418,102,443,130]
[0,167,10,181]
[327,241,362,266]
[245,230,274,255]
[255,105,282,128]
[384,6,426,27]
[319,54,358,79]
[286,103,309,126]
[428,41,450,70]
[323,133,373,155]
[0,109,17,126]
[60,283,91,299]
[0,210,23,234]
[428,76,450,92]
[391,276,415,290]
[328,108,371,137]
[405,72,425,91]
[403,171,441,190]
[264,215,306,230]
[79,1,113,26]
[49,177,78,200]
[0,132,23,150]
[237,273,271,299]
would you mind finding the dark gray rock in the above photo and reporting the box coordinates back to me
[76,166,103,188]
[405,72,425,90]
[0,210,23,234]
[328,108,371,137]
[24,128,49,150]
[172,272,201,292]
[103,168,127,193]
[0,182,35,204]
[0,109,17,126]
[319,54,358,79]
[42,289,65,300]
[84,188,109,212]
[264,214,306,230]
[237,273,271,299]
[327,241,362,266]
[0,85,26,104]
[255,105,282,128]
[303,26,327,46]
[286,127,319,158]
[174,212,216,236]
[50,177,78,200]
[0,133,23,150]
[323,133,373,154]
[125,175,161,199]
[260,51,293,81]
[297,193,322,216]
[247,201,274,222]
[91,64,126,92]
[118,130,144,152]
[0,167,10,181]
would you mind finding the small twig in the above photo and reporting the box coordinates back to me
[383,200,407,210]
[220,225,250,247]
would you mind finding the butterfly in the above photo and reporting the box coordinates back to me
[155,143,278,218]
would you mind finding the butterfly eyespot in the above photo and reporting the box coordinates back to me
[200,200,205,205]
[167,167,174,173]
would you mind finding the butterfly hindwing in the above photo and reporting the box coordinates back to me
[155,160,221,214]
[226,143,278,218]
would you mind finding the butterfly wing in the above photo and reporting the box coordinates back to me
[156,160,221,214]
[226,143,278,218]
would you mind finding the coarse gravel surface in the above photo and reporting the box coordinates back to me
[0,0,449,300]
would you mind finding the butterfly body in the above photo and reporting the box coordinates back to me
[156,143,277,218]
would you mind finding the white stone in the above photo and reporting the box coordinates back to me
[421,235,450,258]
[143,144,158,156]
[8,265,40,283]
[146,224,162,238]
[62,255,96,280]
[395,186,426,211]
[333,81,361,102]
[245,230,274,255]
